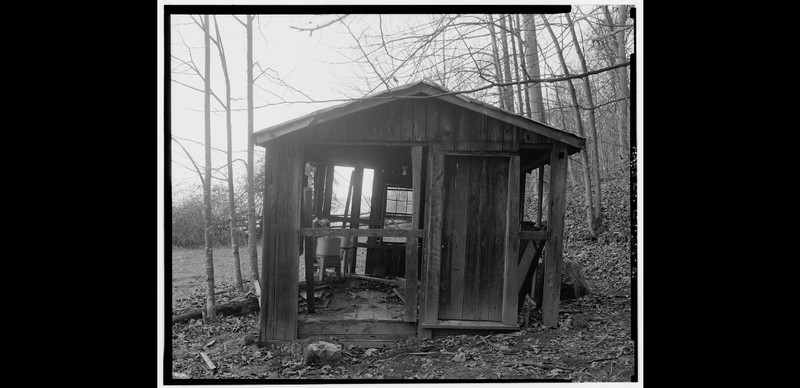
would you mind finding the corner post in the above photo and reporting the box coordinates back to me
[541,143,568,327]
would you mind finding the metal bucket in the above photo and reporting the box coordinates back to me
[315,237,341,256]
[339,235,355,248]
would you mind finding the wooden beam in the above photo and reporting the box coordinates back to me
[322,164,334,217]
[298,228,425,238]
[259,141,278,342]
[502,155,521,326]
[312,164,325,217]
[537,166,544,227]
[423,151,445,325]
[405,145,422,322]
[541,143,568,327]
[302,187,315,314]
[349,167,364,229]
[420,320,519,330]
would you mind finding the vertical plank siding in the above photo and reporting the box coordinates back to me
[256,95,573,339]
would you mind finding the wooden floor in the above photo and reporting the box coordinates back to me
[297,276,416,346]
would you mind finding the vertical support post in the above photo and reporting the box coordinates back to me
[302,187,315,313]
[322,164,334,218]
[350,167,364,229]
[366,168,386,275]
[422,151,444,325]
[541,143,567,327]
[405,146,423,322]
[502,155,521,325]
[349,167,364,275]
[313,164,325,218]
[536,165,544,227]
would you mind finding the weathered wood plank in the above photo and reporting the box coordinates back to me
[259,141,279,341]
[313,164,326,217]
[398,99,414,141]
[420,320,519,330]
[350,167,364,229]
[438,156,455,317]
[448,158,469,319]
[460,157,481,321]
[455,107,471,151]
[485,117,503,151]
[425,98,438,143]
[542,143,568,327]
[302,187,315,314]
[438,102,455,150]
[298,321,417,336]
[412,99,427,141]
[502,122,515,152]
[277,136,303,340]
[299,228,425,238]
[423,151,445,324]
[322,164,335,218]
[488,157,509,322]
[475,157,491,321]
[405,146,423,322]
[502,155,520,325]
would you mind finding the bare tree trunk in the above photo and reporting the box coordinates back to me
[487,14,506,110]
[616,6,630,153]
[542,15,597,239]
[566,13,603,229]
[202,14,217,321]
[498,14,515,112]
[603,6,629,155]
[245,15,260,291]
[523,14,546,123]
[509,15,525,115]
[213,16,244,293]
[515,14,532,119]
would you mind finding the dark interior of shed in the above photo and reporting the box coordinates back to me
[298,144,424,327]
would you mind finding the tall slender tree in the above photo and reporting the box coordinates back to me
[212,16,244,293]
[487,14,506,110]
[542,14,597,238]
[523,14,546,123]
[245,15,260,292]
[202,14,217,321]
[498,14,515,112]
[566,13,603,228]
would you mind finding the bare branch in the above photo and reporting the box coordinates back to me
[590,24,633,43]
[171,137,205,186]
[289,14,349,36]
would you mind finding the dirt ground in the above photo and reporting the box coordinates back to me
[169,260,635,382]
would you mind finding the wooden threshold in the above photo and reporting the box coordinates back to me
[299,228,425,238]
[420,320,519,331]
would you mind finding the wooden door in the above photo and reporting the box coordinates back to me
[431,154,516,323]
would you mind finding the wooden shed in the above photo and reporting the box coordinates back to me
[253,81,584,344]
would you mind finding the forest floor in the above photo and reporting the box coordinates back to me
[168,173,636,382]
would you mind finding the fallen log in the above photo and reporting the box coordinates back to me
[172,297,259,324]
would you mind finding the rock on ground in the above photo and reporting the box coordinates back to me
[302,341,343,366]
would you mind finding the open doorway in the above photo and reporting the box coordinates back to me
[296,145,424,345]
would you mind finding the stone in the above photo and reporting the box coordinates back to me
[364,348,379,357]
[302,341,343,366]
[571,313,589,329]
[560,260,589,300]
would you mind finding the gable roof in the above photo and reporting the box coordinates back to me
[253,80,585,150]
